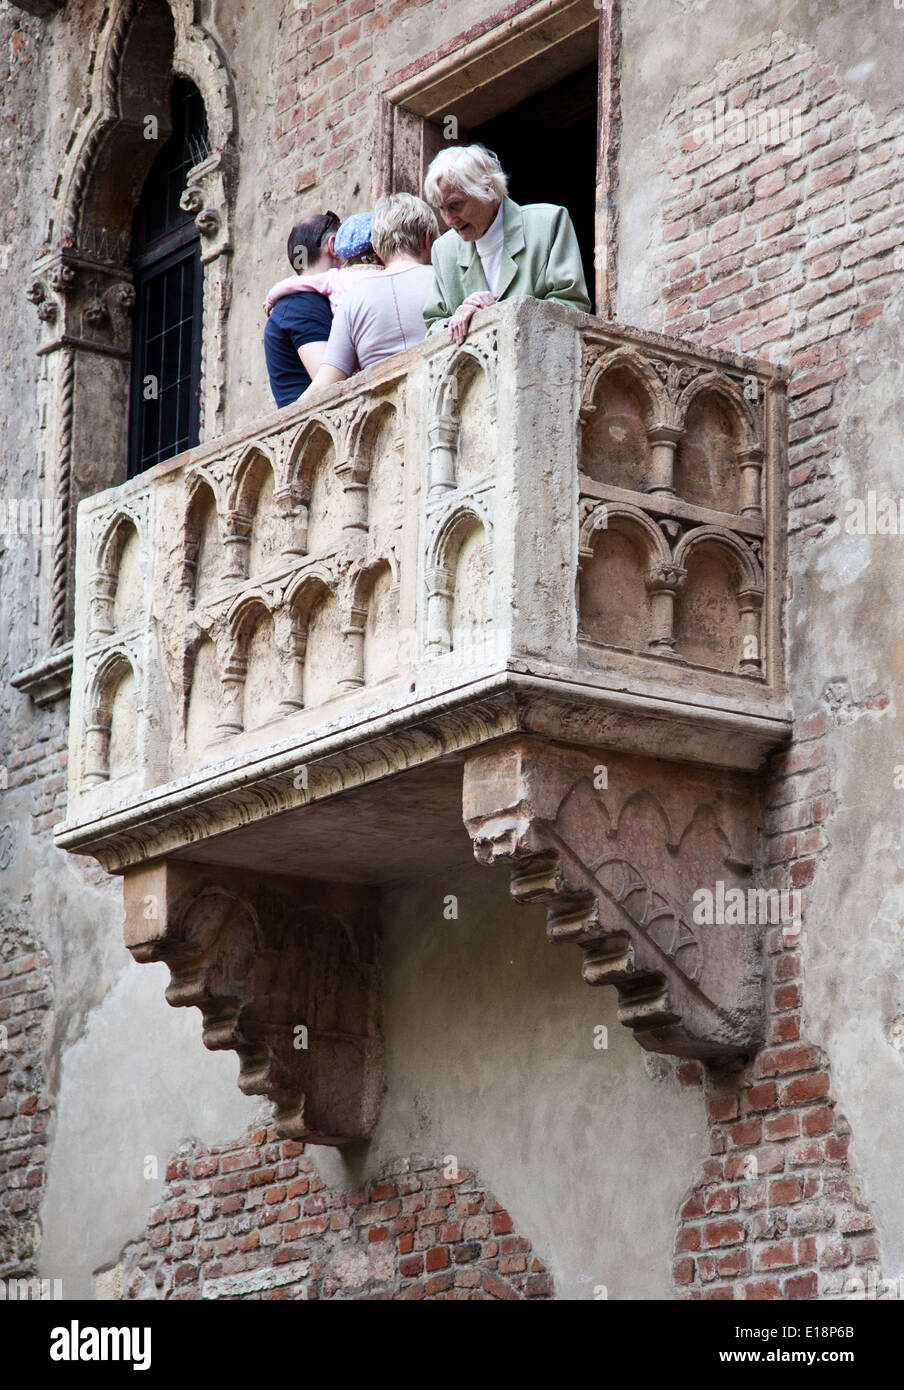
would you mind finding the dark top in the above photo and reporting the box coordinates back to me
[264,292,333,407]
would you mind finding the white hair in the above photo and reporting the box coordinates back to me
[371,192,440,260]
[424,144,509,206]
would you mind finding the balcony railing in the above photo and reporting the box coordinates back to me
[59,297,788,867]
[55,298,791,1138]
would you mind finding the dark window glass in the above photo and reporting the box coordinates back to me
[129,78,208,476]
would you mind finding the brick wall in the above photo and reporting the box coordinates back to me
[5,709,68,838]
[651,28,901,1300]
[0,948,52,1277]
[105,1131,553,1301]
[656,30,904,544]
[672,707,880,1299]
[274,0,434,202]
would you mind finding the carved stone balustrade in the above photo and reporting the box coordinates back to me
[57,298,791,1141]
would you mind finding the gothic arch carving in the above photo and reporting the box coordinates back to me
[428,499,493,574]
[347,398,399,471]
[83,647,139,785]
[675,372,762,450]
[285,566,336,617]
[183,472,223,598]
[578,499,670,567]
[579,347,666,427]
[673,527,764,674]
[427,351,496,494]
[425,505,492,660]
[577,503,672,655]
[431,347,495,419]
[349,552,401,609]
[228,447,280,578]
[579,351,665,491]
[227,445,276,516]
[89,510,145,638]
[288,419,342,492]
[287,574,345,708]
[673,525,763,590]
[674,376,763,514]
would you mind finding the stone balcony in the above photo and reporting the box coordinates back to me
[56,297,791,1143]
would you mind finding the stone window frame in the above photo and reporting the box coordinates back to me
[14,0,237,707]
[374,0,621,313]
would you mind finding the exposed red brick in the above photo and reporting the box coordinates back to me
[780,1073,831,1106]
[784,1272,818,1299]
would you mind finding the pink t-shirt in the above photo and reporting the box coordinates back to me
[266,264,382,313]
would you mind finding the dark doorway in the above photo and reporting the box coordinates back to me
[470,62,598,312]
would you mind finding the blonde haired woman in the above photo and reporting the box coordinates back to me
[301,193,440,398]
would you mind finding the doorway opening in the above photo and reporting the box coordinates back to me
[469,62,598,310]
[377,0,604,305]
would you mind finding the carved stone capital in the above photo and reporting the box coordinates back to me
[463,738,764,1061]
[180,186,204,215]
[29,251,136,350]
[84,298,109,328]
[48,261,77,295]
[122,861,385,1144]
[645,561,687,595]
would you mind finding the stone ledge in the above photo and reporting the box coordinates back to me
[10,643,73,708]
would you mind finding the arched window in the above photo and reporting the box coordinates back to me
[20,1,235,703]
[128,78,209,476]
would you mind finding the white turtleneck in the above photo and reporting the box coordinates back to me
[474,201,505,295]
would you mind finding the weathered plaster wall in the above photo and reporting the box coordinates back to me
[316,860,709,1301]
[33,856,707,1300]
[618,0,904,331]
[38,960,259,1300]
[619,0,904,1289]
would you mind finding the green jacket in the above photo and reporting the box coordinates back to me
[423,197,591,332]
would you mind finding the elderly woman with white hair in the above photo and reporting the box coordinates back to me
[422,143,591,344]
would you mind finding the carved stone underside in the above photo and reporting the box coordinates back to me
[122,861,384,1144]
[463,738,764,1060]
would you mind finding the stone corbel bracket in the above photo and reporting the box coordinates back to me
[122,860,385,1145]
[463,738,765,1060]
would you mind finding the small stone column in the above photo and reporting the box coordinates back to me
[646,425,682,497]
[338,607,366,691]
[645,562,686,658]
[180,534,201,594]
[737,446,764,518]
[427,417,458,496]
[216,655,247,734]
[275,484,308,560]
[223,510,252,580]
[88,573,117,636]
[82,721,110,786]
[337,464,368,533]
[425,566,453,657]
[737,586,764,673]
[275,611,306,711]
